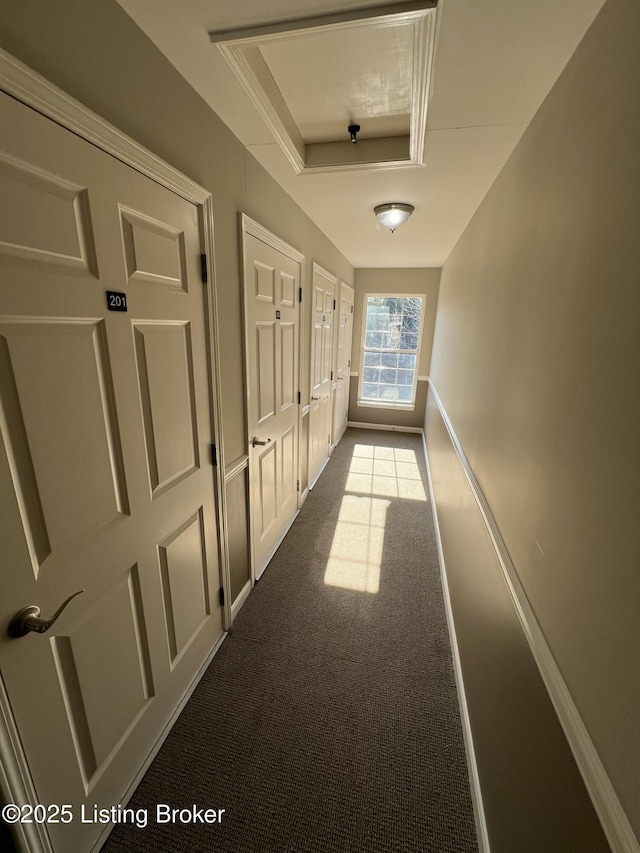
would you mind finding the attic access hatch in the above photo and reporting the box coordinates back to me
[210,1,438,174]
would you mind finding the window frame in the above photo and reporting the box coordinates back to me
[357,292,427,411]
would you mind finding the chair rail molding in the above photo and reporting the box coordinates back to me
[425,382,640,853]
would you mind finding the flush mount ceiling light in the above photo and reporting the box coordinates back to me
[374,203,415,233]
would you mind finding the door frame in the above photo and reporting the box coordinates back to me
[308,262,337,487]
[240,214,305,586]
[0,47,231,853]
[332,280,355,448]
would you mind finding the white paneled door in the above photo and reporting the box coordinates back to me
[332,282,354,447]
[0,93,223,853]
[242,219,302,580]
[308,264,336,487]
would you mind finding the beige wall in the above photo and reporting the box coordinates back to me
[428,0,640,841]
[0,0,353,603]
[349,268,440,428]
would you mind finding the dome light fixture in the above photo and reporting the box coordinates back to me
[374,203,415,233]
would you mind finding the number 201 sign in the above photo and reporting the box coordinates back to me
[106,291,127,312]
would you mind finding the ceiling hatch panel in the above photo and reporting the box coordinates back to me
[212,2,438,173]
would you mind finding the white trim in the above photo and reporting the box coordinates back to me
[231,580,252,621]
[308,454,331,489]
[224,454,249,484]
[427,383,640,853]
[214,4,437,174]
[0,49,208,205]
[0,676,52,853]
[417,375,429,382]
[241,213,305,264]
[409,10,438,167]
[209,1,436,42]
[421,431,490,853]
[347,421,423,434]
[90,631,227,852]
[201,197,233,633]
[356,399,415,412]
[0,48,231,851]
[312,261,338,284]
[300,487,310,506]
[333,422,348,447]
[255,510,300,580]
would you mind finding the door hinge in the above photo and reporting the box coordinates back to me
[200,253,208,284]
[297,391,301,404]
[328,434,331,444]
[333,299,336,310]
[211,443,218,466]
[219,586,225,607]
[297,479,300,492]
[330,370,333,381]
[351,304,354,313]
[299,286,303,303]
[348,359,351,368]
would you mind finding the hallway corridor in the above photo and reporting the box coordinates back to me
[103,428,478,853]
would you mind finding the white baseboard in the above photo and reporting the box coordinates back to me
[231,579,252,621]
[427,384,639,853]
[347,421,424,434]
[421,430,490,853]
[93,630,228,851]
[308,455,331,490]
[255,509,300,581]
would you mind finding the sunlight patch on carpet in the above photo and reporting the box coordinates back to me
[323,495,389,593]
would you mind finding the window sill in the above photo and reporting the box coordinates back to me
[356,399,415,413]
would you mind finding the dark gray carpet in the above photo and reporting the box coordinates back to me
[103,428,479,853]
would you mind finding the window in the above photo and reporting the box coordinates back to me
[358,295,425,409]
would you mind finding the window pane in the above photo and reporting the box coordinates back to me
[380,352,399,368]
[362,383,380,400]
[366,311,387,331]
[362,296,423,406]
[379,384,397,401]
[398,353,417,370]
[363,367,379,383]
[400,332,418,350]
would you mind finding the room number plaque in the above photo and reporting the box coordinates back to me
[106,291,128,312]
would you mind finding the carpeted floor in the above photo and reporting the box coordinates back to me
[103,428,479,853]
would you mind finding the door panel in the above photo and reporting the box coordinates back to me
[256,322,277,423]
[133,322,199,495]
[0,318,128,560]
[243,229,301,578]
[308,266,336,486]
[54,568,153,779]
[158,509,210,663]
[0,92,223,853]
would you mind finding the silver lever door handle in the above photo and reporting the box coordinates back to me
[252,437,272,447]
[311,396,320,400]
[8,590,85,638]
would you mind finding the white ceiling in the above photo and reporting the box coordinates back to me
[261,23,413,144]
[116,0,606,268]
